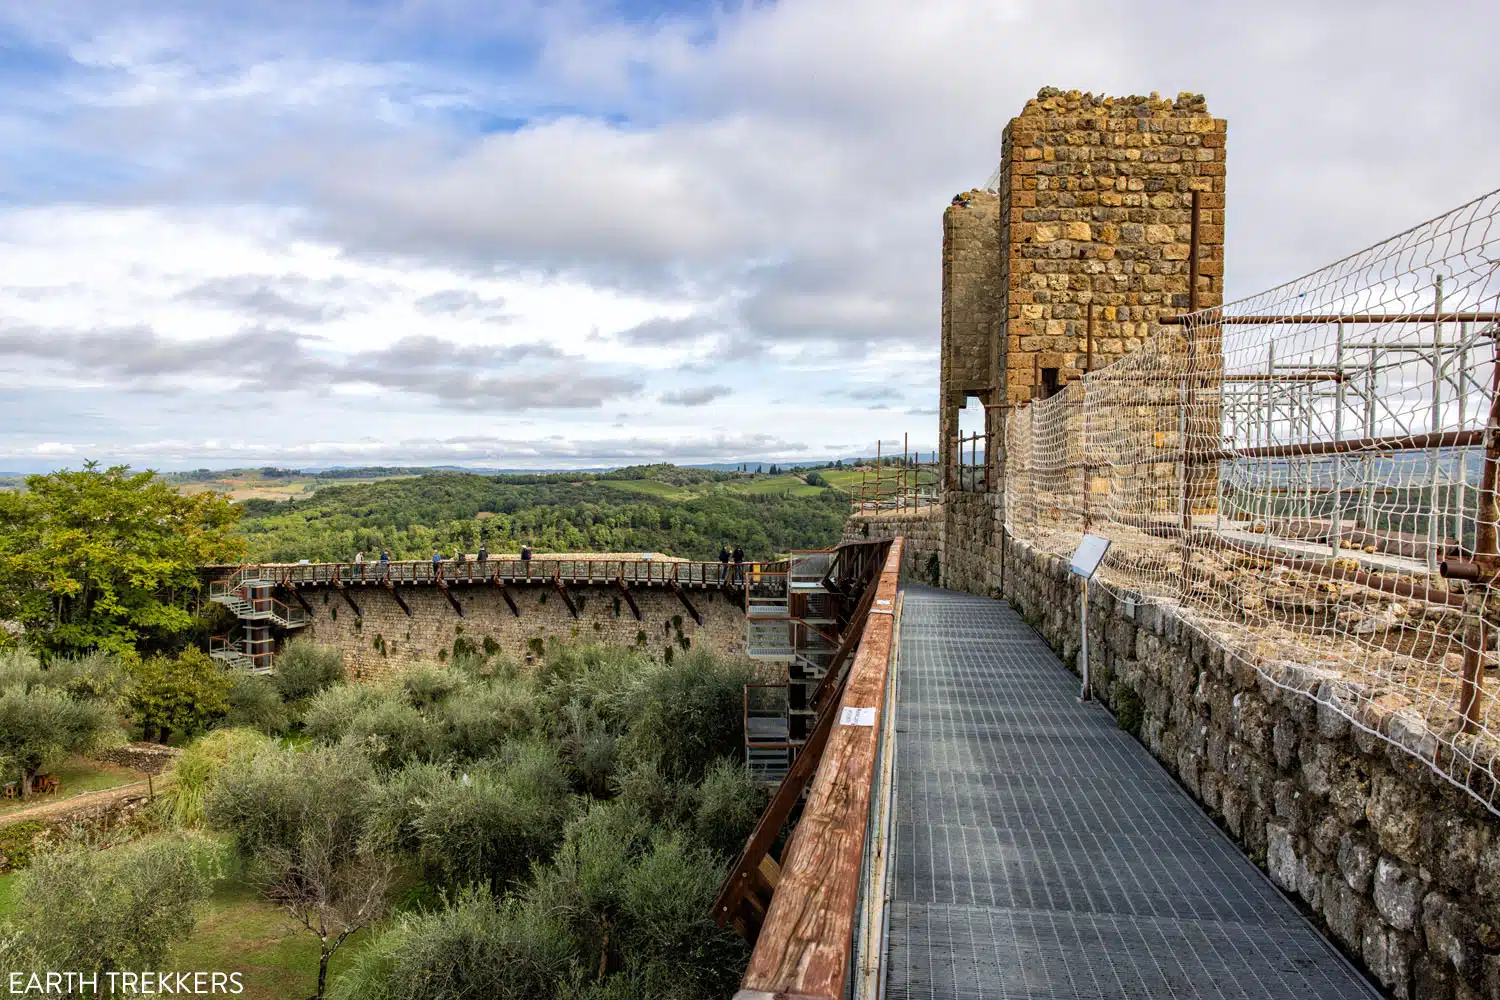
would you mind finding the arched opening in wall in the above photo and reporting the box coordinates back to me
[956,396,987,492]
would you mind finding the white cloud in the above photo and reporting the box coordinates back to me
[0,0,1496,467]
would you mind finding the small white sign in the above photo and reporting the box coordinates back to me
[840,706,878,727]
[1070,534,1112,580]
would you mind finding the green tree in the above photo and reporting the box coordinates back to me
[0,463,242,658]
[0,655,120,797]
[273,638,345,703]
[126,649,232,744]
[0,835,219,989]
[208,742,391,1000]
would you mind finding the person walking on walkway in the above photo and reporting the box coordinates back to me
[732,544,745,585]
[355,550,364,581]
[718,543,731,583]
[477,542,488,563]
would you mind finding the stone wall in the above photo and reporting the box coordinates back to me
[997,88,1226,403]
[295,583,749,681]
[940,189,1002,478]
[843,507,941,583]
[997,534,1500,1000]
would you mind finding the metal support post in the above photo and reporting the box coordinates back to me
[1430,275,1445,574]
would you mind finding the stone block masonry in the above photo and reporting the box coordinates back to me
[998,88,1226,403]
[842,507,940,582]
[295,583,750,682]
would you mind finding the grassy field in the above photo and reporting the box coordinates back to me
[171,872,377,1000]
[724,474,825,497]
[175,471,419,502]
[0,757,144,817]
[0,848,386,1000]
[599,478,703,500]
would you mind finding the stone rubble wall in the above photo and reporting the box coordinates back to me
[843,507,941,582]
[997,533,1500,1000]
[998,88,1226,403]
[297,583,750,682]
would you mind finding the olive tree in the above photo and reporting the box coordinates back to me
[208,743,393,1000]
[0,835,219,988]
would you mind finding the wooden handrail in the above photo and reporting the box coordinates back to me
[735,537,903,1000]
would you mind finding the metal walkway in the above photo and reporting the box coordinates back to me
[886,585,1377,1000]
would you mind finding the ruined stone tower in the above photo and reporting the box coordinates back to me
[939,87,1227,592]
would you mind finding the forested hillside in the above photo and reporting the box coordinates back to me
[234,466,849,562]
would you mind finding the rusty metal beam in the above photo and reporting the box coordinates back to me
[383,581,412,617]
[286,586,315,616]
[1191,428,1482,464]
[436,579,464,617]
[616,576,642,621]
[552,578,573,617]
[492,573,519,617]
[670,580,702,625]
[1161,311,1500,326]
[332,581,362,618]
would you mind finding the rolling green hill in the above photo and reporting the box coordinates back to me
[233,465,852,563]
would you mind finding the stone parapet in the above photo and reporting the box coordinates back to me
[1000,533,1500,1000]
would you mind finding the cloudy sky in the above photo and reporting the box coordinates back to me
[0,1,1495,471]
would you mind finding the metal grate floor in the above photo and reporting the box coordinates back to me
[885,585,1378,1000]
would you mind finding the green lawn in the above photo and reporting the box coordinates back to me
[0,757,143,816]
[0,842,427,1000]
[171,872,378,1000]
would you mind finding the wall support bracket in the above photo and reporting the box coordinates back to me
[384,581,412,617]
[332,581,362,618]
[492,573,520,617]
[670,581,703,625]
[616,577,642,621]
[437,579,465,617]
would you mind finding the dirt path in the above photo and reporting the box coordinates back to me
[0,775,173,827]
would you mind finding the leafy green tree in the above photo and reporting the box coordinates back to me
[125,649,231,744]
[208,742,391,1000]
[0,835,219,988]
[690,758,767,859]
[222,671,290,734]
[0,655,120,796]
[272,638,345,703]
[0,463,242,658]
[618,648,752,782]
[328,887,578,1000]
[413,742,572,893]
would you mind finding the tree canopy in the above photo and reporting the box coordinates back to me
[0,463,242,658]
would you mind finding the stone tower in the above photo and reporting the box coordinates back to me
[938,87,1227,593]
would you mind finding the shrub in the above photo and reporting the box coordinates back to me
[554,699,618,796]
[273,639,345,702]
[413,742,572,893]
[222,671,289,734]
[159,727,272,829]
[400,664,462,710]
[303,683,388,744]
[4,834,220,977]
[611,832,746,994]
[328,887,579,1000]
[343,698,439,771]
[124,649,230,743]
[439,676,540,762]
[690,758,766,859]
[0,820,44,873]
[618,648,752,782]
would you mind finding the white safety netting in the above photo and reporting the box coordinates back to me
[1005,188,1500,812]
